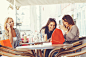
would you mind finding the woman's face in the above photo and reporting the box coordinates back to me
[7,18,14,27]
[62,19,69,28]
[48,22,55,31]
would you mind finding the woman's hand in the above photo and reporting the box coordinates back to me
[59,24,68,32]
[47,38,51,42]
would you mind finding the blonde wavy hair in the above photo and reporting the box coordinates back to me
[4,17,14,36]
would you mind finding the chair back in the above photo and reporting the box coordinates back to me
[56,43,86,57]
[0,45,35,57]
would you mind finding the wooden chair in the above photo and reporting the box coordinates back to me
[0,45,35,57]
[48,40,82,57]
[55,43,86,57]
[61,50,86,57]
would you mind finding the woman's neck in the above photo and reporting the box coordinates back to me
[49,30,51,32]
[48,29,51,32]
[49,29,53,32]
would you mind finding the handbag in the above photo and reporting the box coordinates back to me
[51,28,65,44]
[0,39,13,48]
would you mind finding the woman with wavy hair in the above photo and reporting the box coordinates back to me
[2,17,21,48]
[40,18,57,57]
[40,18,57,42]
[59,15,79,44]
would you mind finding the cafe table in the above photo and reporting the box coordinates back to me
[16,42,73,57]
[21,41,49,45]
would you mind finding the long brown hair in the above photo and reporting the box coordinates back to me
[62,15,75,25]
[41,18,57,31]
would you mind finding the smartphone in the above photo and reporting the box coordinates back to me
[6,23,10,27]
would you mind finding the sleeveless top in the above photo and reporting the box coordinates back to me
[45,27,54,39]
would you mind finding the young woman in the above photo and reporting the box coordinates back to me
[41,18,57,42]
[40,18,57,57]
[2,17,21,48]
[60,15,79,44]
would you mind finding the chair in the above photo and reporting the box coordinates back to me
[55,42,86,57]
[0,45,35,57]
[48,40,82,57]
[61,50,86,57]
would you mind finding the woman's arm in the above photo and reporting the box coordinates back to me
[7,24,13,44]
[59,24,68,32]
[47,38,51,42]
[40,29,45,38]
[41,29,45,35]
[66,25,79,40]
[8,29,13,44]
[15,28,22,45]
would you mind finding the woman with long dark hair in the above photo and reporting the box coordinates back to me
[40,18,57,57]
[40,18,57,41]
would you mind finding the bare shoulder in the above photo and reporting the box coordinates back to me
[14,28,20,34]
[72,25,78,29]
[14,28,19,31]
[41,28,45,31]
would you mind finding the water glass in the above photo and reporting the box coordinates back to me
[24,35,27,42]
[29,35,33,43]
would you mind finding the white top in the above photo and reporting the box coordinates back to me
[12,37,17,48]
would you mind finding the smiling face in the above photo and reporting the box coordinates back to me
[7,18,14,27]
[48,22,55,31]
[62,19,69,28]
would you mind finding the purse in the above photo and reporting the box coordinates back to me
[51,28,65,44]
[0,39,13,48]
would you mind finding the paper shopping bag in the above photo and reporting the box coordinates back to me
[51,28,65,44]
[0,39,13,48]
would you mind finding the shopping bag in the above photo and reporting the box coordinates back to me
[51,28,65,44]
[0,39,13,48]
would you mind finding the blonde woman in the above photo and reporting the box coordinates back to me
[2,17,21,48]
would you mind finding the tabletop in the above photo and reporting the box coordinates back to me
[16,42,73,50]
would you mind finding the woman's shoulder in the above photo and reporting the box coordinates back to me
[41,28,45,32]
[14,28,19,30]
[41,26,46,31]
[14,28,19,32]
[72,25,78,29]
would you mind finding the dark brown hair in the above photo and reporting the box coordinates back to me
[62,15,75,25]
[41,18,57,31]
